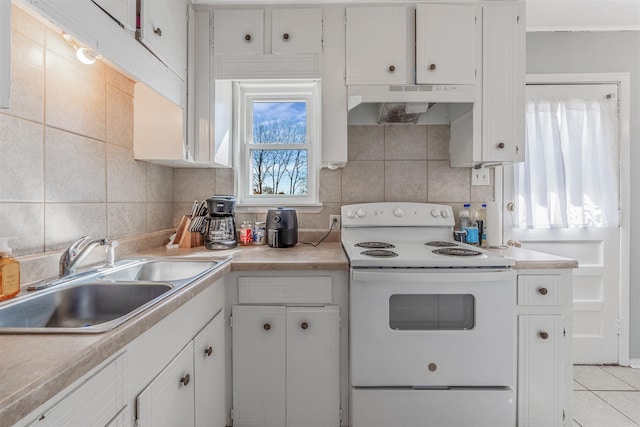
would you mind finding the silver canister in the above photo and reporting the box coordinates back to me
[253,221,266,245]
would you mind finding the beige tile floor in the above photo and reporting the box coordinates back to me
[573,365,640,426]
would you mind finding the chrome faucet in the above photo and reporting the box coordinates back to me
[59,236,119,276]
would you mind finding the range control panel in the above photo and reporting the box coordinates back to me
[341,202,455,228]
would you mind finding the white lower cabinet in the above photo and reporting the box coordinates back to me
[517,271,572,426]
[136,309,226,427]
[232,305,340,427]
[24,353,127,427]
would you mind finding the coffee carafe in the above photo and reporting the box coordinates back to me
[203,195,237,250]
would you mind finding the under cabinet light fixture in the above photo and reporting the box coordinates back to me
[62,32,101,65]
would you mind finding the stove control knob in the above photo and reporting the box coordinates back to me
[346,209,356,219]
[430,209,440,218]
[356,208,366,218]
[393,207,404,217]
[440,210,450,218]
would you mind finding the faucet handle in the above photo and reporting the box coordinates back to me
[69,235,91,255]
[104,239,119,267]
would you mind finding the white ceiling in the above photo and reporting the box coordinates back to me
[193,0,640,31]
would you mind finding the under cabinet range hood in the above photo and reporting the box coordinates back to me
[347,83,477,125]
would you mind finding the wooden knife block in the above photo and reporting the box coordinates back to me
[175,215,204,248]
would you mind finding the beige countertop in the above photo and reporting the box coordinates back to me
[489,245,579,269]
[1,242,574,425]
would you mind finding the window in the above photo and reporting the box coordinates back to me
[514,86,619,229]
[235,81,321,207]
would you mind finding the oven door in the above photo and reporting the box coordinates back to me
[350,268,516,387]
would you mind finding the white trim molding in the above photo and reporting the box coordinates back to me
[526,0,640,32]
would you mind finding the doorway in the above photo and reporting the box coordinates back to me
[503,74,630,365]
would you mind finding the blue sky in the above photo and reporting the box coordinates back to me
[253,102,306,125]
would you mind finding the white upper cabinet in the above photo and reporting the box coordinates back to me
[213,9,264,55]
[93,0,136,32]
[213,8,322,56]
[415,4,479,85]
[346,7,410,85]
[482,3,525,164]
[138,0,188,80]
[271,9,323,55]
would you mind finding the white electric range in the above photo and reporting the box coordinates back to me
[341,202,517,427]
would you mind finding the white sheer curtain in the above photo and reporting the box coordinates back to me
[514,96,619,229]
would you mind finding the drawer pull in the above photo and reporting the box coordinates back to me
[428,363,437,372]
[263,323,271,331]
[429,63,437,71]
[539,331,549,340]
[388,65,396,72]
[245,34,252,41]
[538,287,549,296]
[205,346,213,357]
[301,322,309,330]
[180,373,191,386]
[498,142,506,149]
[283,33,290,40]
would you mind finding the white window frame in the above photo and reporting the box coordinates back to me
[234,80,321,209]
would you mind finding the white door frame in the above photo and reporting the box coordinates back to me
[502,72,631,366]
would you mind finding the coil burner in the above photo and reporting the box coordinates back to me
[425,241,459,247]
[432,248,482,257]
[355,242,396,249]
[361,249,399,258]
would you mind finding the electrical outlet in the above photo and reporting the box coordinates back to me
[330,215,341,229]
[472,167,490,186]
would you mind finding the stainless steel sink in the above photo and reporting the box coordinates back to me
[98,260,220,282]
[0,256,230,334]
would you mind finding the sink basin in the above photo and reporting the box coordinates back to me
[0,256,230,333]
[98,260,220,282]
[0,282,172,332]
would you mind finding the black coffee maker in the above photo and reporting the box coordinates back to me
[204,195,237,250]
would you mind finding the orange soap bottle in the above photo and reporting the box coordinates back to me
[0,237,20,301]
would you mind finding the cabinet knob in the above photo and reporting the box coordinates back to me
[538,287,549,296]
[263,323,271,331]
[388,65,396,72]
[153,27,162,37]
[180,373,191,386]
[301,322,309,330]
[245,34,252,41]
[205,346,213,357]
[428,363,437,372]
[429,63,437,71]
[497,142,506,149]
[283,33,290,40]
[539,331,549,340]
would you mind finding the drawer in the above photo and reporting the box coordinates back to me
[518,275,560,306]
[238,276,332,304]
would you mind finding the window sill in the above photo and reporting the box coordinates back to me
[237,203,323,214]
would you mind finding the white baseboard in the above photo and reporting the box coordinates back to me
[629,358,640,369]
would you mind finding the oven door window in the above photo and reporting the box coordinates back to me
[389,294,475,330]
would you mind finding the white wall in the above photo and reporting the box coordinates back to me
[526,31,640,359]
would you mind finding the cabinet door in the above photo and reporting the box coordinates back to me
[194,311,226,427]
[136,343,195,427]
[286,307,341,427]
[139,0,188,80]
[518,315,564,426]
[214,10,264,55]
[232,305,286,427]
[93,0,136,31]
[346,7,408,85]
[416,4,479,85]
[271,9,323,55]
[28,354,126,427]
[482,4,525,163]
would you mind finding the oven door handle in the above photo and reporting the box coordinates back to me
[351,269,515,284]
